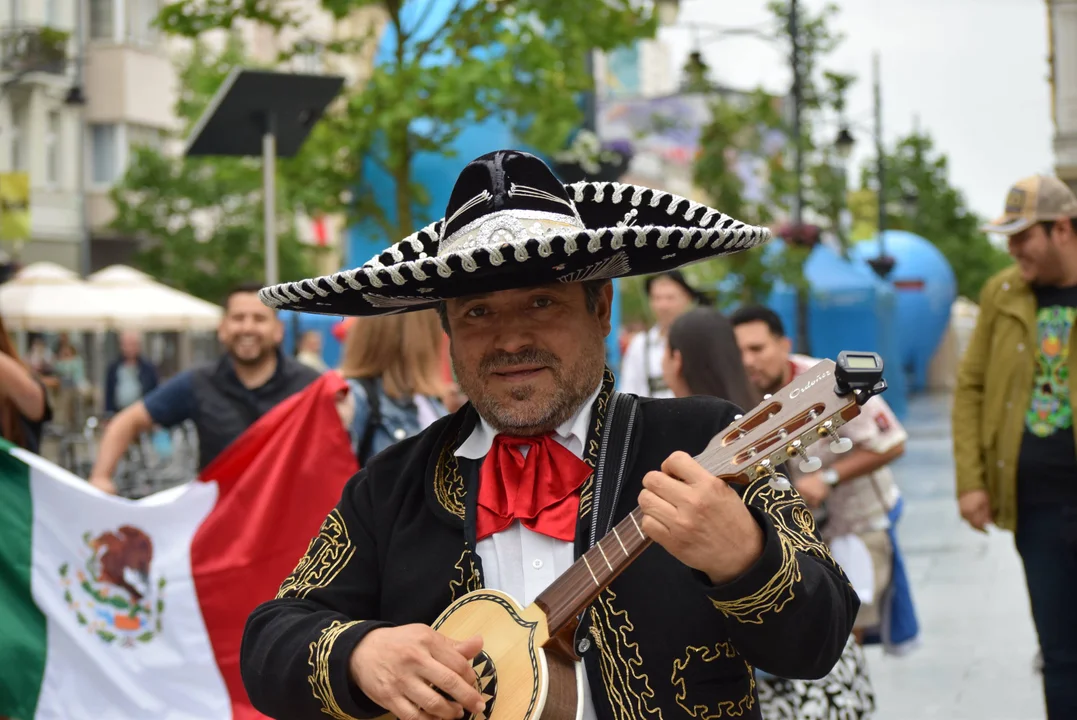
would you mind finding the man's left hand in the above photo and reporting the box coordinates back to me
[794,473,830,508]
[639,451,765,585]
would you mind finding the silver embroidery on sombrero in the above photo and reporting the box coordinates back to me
[438,209,584,256]
[363,293,445,309]
[558,251,630,284]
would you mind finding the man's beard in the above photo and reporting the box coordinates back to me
[454,344,604,436]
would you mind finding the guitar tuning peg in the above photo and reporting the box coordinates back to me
[830,437,854,454]
[798,455,822,473]
[768,473,792,492]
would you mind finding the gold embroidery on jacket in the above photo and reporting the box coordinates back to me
[589,588,664,720]
[709,531,800,623]
[434,438,466,519]
[308,619,365,720]
[578,368,613,520]
[277,509,357,599]
[449,548,482,601]
[671,643,756,718]
[746,478,842,571]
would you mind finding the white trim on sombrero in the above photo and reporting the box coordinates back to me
[259,181,769,311]
[438,209,583,256]
[261,222,767,309]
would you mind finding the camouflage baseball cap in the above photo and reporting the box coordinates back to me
[982,175,1077,236]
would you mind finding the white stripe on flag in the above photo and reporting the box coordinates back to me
[16,448,232,719]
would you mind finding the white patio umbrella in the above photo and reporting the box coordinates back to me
[87,265,223,332]
[0,262,112,331]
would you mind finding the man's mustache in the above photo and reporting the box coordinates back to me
[480,348,560,375]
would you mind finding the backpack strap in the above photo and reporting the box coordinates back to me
[355,377,383,466]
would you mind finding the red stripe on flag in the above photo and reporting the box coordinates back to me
[191,372,358,719]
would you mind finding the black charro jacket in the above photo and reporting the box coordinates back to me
[240,370,858,720]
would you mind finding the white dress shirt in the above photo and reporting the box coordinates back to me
[617,325,674,399]
[455,384,603,720]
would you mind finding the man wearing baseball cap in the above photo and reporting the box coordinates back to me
[953,174,1077,718]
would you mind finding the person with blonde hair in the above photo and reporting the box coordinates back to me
[340,309,449,465]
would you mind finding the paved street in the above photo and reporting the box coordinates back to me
[865,393,1045,720]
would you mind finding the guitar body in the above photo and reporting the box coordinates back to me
[375,589,580,720]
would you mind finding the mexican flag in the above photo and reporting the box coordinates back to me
[0,372,358,719]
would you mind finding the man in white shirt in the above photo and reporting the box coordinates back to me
[618,271,702,398]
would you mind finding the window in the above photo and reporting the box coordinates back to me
[89,0,115,41]
[9,0,21,26]
[45,0,58,26]
[90,123,119,184]
[46,111,62,186]
[127,0,160,44]
[10,102,27,172]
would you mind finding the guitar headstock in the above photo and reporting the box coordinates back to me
[697,353,887,487]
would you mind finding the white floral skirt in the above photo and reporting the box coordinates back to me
[756,636,876,720]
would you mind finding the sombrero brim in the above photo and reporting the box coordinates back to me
[261,182,771,317]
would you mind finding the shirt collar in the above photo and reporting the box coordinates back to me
[455,382,603,460]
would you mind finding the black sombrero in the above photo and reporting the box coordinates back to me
[260,149,771,316]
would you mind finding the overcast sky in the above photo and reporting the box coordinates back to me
[657,0,1056,220]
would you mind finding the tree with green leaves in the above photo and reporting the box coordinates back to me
[856,130,1011,300]
[682,0,853,349]
[153,0,656,260]
[110,35,321,302]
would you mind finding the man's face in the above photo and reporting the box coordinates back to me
[446,282,612,435]
[119,331,141,360]
[649,276,695,332]
[733,320,791,395]
[1008,220,1071,286]
[218,292,282,367]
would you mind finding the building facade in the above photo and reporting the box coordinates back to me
[1049,0,1077,194]
[1,0,378,275]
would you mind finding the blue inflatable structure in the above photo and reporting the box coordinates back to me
[766,243,908,419]
[850,231,957,393]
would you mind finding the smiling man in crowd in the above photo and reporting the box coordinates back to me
[89,282,321,493]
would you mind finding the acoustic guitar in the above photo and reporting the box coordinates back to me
[376,352,888,720]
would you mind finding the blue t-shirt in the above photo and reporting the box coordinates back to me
[142,370,197,427]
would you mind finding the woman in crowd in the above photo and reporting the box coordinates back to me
[0,315,51,453]
[662,306,877,720]
[339,309,449,466]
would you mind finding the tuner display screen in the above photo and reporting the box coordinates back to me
[844,355,879,369]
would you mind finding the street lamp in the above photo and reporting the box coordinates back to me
[834,126,854,160]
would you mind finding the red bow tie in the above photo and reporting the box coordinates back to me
[476,434,593,543]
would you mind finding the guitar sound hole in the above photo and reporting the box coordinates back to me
[433,650,498,720]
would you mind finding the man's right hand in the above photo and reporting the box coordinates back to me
[350,624,485,720]
[959,489,992,532]
[89,476,118,495]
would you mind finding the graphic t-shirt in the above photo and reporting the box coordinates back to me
[1017,284,1077,505]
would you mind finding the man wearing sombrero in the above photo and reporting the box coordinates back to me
[240,150,858,720]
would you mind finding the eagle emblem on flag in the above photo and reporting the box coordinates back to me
[58,526,167,648]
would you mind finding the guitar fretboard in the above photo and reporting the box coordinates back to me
[533,507,652,637]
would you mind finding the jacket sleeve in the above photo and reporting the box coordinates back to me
[240,469,393,720]
[104,362,118,414]
[952,278,999,497]
[703,475,860,680]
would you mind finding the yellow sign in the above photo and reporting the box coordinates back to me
[0,172,31,243]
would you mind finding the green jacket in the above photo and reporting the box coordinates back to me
[952,265,1077,531]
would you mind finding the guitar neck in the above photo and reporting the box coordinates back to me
[533,507,652,637]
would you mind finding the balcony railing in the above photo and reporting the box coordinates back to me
[0,26,70,77]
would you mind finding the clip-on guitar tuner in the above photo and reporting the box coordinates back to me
[833,350,888,406]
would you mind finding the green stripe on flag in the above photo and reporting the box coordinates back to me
[0,440,46,719]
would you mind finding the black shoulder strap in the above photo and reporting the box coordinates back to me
[573,390,640,656]
[589,391,641,548]
[356,377,383,466]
